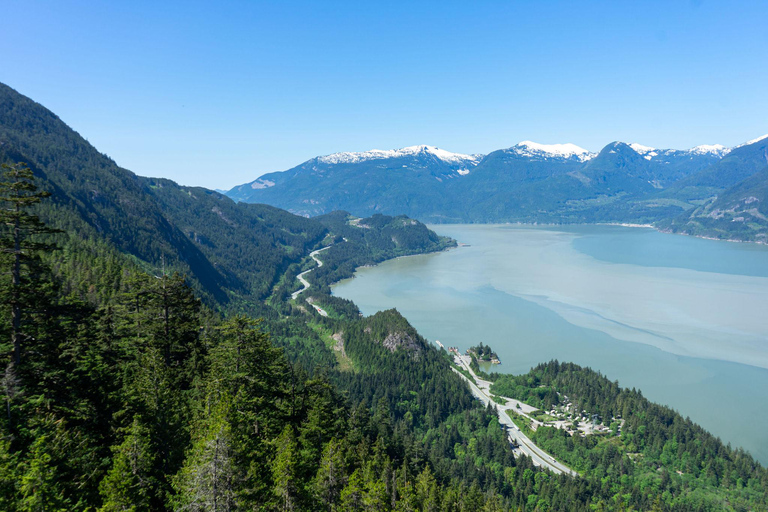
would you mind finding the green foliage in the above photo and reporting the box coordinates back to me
[0,82,767,511]
[99,417,157,512]
[172,399,237,512]
[468,342,498,362]
[0,162,59,366]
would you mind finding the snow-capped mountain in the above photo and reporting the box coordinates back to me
[736,133,768,149]
[688,144,731,157]
[226,134,765,225]
[316,145,483,166]
[628,143,659,159]
[508,141,596,162]
[627,142,731,161]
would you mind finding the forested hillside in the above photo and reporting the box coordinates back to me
[309,211,455,292]
[0,82,448,310]
[1,81,767,510]
[0,163,609,511]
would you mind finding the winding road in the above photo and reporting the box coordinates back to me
[291,246,332,301]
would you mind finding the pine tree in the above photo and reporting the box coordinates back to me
[314,438,347,510]
[271,425,301,511]
[99,416,158,512]
[0,438,19,511]
[0,162,58,366]
[339,469,365,511]
[172,399,237,512]
[0,362,20,426]
[18,416,74,512]
[415,465,440,512]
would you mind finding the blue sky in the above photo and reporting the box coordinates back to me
[2,0,767,189]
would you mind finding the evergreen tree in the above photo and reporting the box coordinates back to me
[99,416,158,512]
[414,465,440,512]
[172,400,237,512]
[0,162,57,366]
[339,469,365,511]
[0,438,18,511]
[314,438,347,510]
[18,415,75,512]
[271,425,301,511]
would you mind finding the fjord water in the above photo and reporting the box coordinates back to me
[332,224,768,464]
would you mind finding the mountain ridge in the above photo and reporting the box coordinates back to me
[227,135,768,241]
[2,80,767,511]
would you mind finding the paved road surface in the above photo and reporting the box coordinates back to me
[291,246,331,300]
[452,356,579,476]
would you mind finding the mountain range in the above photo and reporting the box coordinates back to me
[228,136,768,242]
[2,80,767,510]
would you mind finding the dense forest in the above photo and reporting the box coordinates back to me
[1,81,767,510]
[0,164,593,511]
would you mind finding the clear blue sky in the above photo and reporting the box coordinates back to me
[2,0,767,189]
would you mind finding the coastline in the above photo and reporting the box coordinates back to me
[599,221,767,245]
[430,220,767,246]
[330,223,768,464]
[656,227,768,246]
[329,242,459,287]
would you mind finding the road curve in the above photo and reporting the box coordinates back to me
[291,246,332,300]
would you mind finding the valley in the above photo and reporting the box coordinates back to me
[1,81,767,510]
[4,2,768,510]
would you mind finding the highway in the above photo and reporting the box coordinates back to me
[452,355,579,477]
[291,246,331,300]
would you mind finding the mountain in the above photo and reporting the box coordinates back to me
[650,135,768,242]
[662,134,768,199]
[445,142,595,223]
[659,166,768,243]
[227,145,481,218]
[0,82,447,309]
[226,139,730,224]
[2,81,767,511]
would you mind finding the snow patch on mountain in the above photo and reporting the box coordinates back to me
[629,143,657,155]
[250,178,275,189]
[511,141,595,162]
[736,134,768,148]
[687,144,731,157]
[317,145,482,166]
[629,142,729,160]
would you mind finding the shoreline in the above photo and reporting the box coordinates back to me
[429,220,768,247]
[656,227,768,246]
[328,222,768,465]
[329,243,458,288]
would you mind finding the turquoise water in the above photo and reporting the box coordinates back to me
[332,224,768,464]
